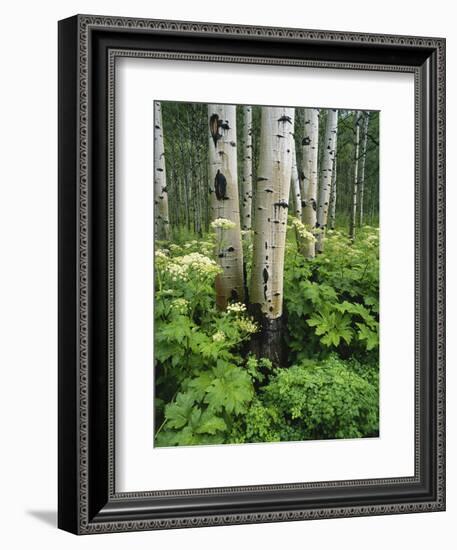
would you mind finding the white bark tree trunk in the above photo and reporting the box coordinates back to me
[316,109,338,253]
[290,145,302,218]
[358,112,370,227]
[349,111,361,242]
[300,108,319,258]
[328,126,339,231]
[154,101,170,240]
[208,104,244,309]
[329,154,337,230]
[250,107,295,364]
[241,105,253,231]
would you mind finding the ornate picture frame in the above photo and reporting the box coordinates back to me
[58,14,445,534]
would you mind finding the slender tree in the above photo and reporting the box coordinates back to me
[328,154,337,230]
[154,101,170,240]
[208,104,244,309]
[301,108,319,257]
[250,107,295,365]
[358,111,370,227]
[316,109,338,252]
[328,123,339,231]
[241,106,253,231]
[290,145,302,218]
[349,111,361,242]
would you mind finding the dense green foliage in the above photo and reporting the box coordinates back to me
[154,223,379,446]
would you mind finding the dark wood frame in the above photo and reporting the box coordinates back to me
[58,14,446,534]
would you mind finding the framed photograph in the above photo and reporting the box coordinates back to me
[58,14,445,534]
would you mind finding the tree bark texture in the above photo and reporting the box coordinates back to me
[316,109,338,253]
[300,108,319,258]
[208,104,244,309]
[329,154,338,230]
[250,106,295,365]
[290,145,302,218]
[241,106,253,231]
[154,101,170,240]
[349,112,361,242]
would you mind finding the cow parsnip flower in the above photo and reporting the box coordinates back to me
[211,218,236,230]
[155,249,168,260]
[180,252,221,276]
[236,317,259,334]
[291,218,317,243]
[212,330,226,342]
[165,262,188,281]
[226,302,247,314]
[157,250,221,282]
[170,298,189,314]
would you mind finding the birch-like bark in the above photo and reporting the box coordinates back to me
[300,108,319,258]
[290,145,302,218]
[358,112,370,227]
[250,107,295,365]
[208,104,244,309]
[241,106,253,231]
[154,101,170,240]
[328,128,339,230]
[316,109,338,253]
[328,155,337,230]
[349,112,361,242]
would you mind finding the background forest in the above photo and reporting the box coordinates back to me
[154,101,380,447]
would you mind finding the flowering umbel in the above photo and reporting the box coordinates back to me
[211,218,237,230]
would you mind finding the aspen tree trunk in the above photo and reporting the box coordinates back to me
[290,145,302,218]
[328,129,339,230]
[241,106,253,231]
[358,112,370,227]
[208,104,244,309]
[349,112,361,242]
[329,155,337,230]
[154,101,170,240]
[301,108,319,258]
[250,107,295,365]
[316,109,338,253]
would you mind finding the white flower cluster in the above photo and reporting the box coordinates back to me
[291,218,317,243]
[212,330,226,342]
[170,298,189,314]
[155,249,168,260]
[180,252,221,276]
[211,218,236,230]
[226,302,247,314]
[164,262,188,281]
[199,242,214,256]
[155,248,171,270]
[158,251,221,282]
[236,317,259,334]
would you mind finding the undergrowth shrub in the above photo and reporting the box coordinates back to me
[154,224,380,446]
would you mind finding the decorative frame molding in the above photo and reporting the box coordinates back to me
[58,14,445,534]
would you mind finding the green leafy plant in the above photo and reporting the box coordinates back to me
[154,224,380,447]
[238,355,379,442]
[284,225,379,364]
